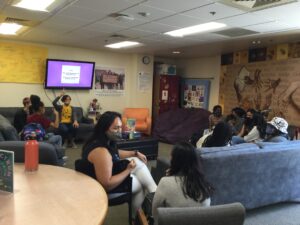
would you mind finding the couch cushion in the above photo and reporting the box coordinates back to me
[0,114,20,141]
[199,143,260,155]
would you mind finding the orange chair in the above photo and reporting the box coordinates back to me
[122,108,152,135]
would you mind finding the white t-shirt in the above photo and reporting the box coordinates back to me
[244,126,263,142]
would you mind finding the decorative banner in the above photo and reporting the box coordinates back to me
[94,66,125,96]
[0,149,14,193]
[0,42,48,84]
[220,58,300,126]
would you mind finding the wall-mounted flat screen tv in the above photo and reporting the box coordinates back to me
[45,59,95,89]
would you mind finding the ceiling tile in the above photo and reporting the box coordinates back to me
[144,0,214,13]
[118,28,155,38]
[2,5,50,21]
[57,6,107,22]
[37,21,74,33]
[156,14,206,28]
[216,12,274,28]
[98,16,147,28]
[245,21,297,33]
[84,22,126,33]
[189,32,230,42]
[183,2,245,21]
[73,0,139,13]
[47,15,89,27]
[253,1,300,27]
[120,4,175,21]
[134,22,178,33]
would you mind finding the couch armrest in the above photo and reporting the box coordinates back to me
[146,117,152,135]
[0,141,60,166]
[81,117,94,124]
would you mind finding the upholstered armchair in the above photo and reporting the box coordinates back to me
[122,108,151,135]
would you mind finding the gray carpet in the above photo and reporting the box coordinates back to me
[64,143,300,225]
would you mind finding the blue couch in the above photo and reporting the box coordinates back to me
[151,141,300,209]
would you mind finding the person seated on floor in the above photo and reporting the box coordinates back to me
[264,117,289,142]
[81,111,157,217]
[231,112,266,145]
[26,95,65,159]
[13,97,31,133]
[202,122,232,147]
[208,105,225,130]
[52,91,79,148]
[152,142,214,225]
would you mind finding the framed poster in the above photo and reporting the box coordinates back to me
[181,79,210,109]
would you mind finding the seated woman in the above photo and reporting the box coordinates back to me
[231,112,266,145]
[208,105,225,130]
[202,122,232,147]
[264,117,289,142]
[27,95,64,159]
[81,111,157,217]
[152,142,214,225]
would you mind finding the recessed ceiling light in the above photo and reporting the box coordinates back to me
[105,41,141,49]
[0,23,23,35]
[172,51,181,54]
[13,0,55,12]
[165,22,226,37]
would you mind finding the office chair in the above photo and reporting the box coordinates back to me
[74,159,133,225]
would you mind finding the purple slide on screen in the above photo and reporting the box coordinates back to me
[45,59,95,89]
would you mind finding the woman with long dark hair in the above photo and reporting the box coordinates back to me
[81,111,157,216]
[202,122,232,147]
[152,142,213,224]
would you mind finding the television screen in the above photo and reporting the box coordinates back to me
[45,59,95,89]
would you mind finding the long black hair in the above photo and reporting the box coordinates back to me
[83,111,121,150]
[252,113,266,139]
[168,142,214,202]
[203,122,232,147]
[30,95,43,113]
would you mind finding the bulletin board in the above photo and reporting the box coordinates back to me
[181,78,210,109]
[0,42,48,84]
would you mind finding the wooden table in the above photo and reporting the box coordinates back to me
[0,164,108,225]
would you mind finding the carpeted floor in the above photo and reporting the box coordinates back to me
[65,142,300,225]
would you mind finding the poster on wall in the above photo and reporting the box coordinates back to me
[138,71,151,92]
[94,66,125,96]
[181,79,210,109]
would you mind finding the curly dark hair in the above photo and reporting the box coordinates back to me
[168,142,214,202]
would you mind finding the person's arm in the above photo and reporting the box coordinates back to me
[237,124,245,137]
[52,96,62,112]
[243,126,259,142]
[152,178,168,223]
[88,147,136,191]
[119,149,147,164]
[50,108,59,128]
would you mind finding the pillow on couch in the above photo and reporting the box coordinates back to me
[0,114,20,141]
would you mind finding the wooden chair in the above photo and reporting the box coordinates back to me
[74,159,133,225]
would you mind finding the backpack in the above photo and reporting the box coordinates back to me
[21,123,46,141]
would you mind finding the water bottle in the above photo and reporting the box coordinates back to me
[25,132,39,172]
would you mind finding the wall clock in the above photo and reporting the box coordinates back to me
[142,56,151,65]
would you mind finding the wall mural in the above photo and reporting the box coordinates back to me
[220,58,300,126]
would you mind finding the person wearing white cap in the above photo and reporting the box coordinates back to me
[265,117,289,142]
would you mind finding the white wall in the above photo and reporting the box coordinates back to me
[176,55,221,111]
[0,40,154,115]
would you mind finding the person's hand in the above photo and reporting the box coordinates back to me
[137,151,147,164]
[73,121,79,128]
[166,168,170,176]
[60,90,65,97]
[126,159,136,172]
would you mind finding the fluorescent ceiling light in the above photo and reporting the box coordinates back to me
[0,23,23,35]
[13,0,55,12]
[105,41,141,49]
[165,22,227,37]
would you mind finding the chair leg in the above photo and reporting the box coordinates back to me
[128,200,132,225]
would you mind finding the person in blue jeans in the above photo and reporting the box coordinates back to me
[52,91,79,148]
